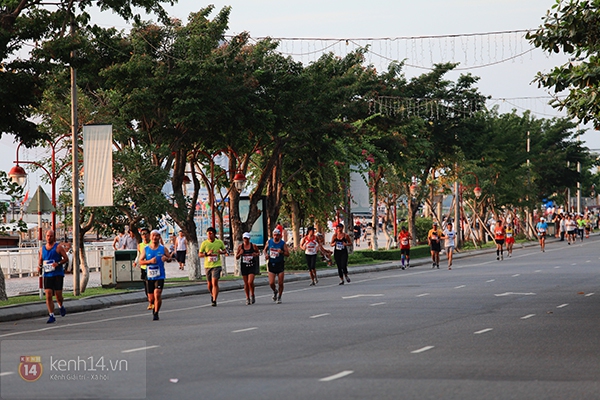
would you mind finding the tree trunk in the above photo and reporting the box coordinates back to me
[187,241,201,280]
[289,196,301,249]
[0,268,7,301]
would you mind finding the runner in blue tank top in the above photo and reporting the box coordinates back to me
[264,228,290,304]
[140,230,172,321]
[38,230,69,323]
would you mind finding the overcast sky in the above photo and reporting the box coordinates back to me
[4,0,597,194]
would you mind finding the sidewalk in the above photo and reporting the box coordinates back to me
[0,238,554,323]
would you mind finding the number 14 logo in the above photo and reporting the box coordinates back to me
[19,356,43,382]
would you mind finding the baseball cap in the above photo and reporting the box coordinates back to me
[273,228,281,235]
[433,222,438,225]
[242,232,251,239]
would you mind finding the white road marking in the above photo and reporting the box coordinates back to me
[310,313,330,319]
[494,292,536,297]
[554,266,561,269]
[454,285,466,289]
[520,314,536,320]
[512,274,521,277]
[0,372,14,377]
[370,302,386,306]
[557,304,569,309]
[232,327,258,333]
[320,370,354,382]
[121,345,160,353]
[571,263,577,266]
[474,328,493,335]
[416,293,430,297]
[411,346,435,354]
[534,270,542,273]
[486,279,495,283]
[586,260,591,263]
[585,293,595,297]
[342,294,384,299]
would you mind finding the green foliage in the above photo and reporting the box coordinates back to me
[527,0,600,128]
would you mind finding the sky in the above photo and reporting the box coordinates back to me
[3,0,598,195]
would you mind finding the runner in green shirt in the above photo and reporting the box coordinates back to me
[199,227,227,306]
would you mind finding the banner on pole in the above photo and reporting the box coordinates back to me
[83,125,113,207]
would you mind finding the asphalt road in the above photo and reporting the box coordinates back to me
[1,237,599,400]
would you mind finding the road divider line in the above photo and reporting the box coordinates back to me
[557,304,569,308]
[520,314,536,320]
[0,372,14,377]
[535,270,542,273]
[474,328,493,335]
[370,302,386,306]
[454,285,466,289]
[122,345,159,353]
[486,279,495,282]
[320,370,354,382]
[416,293,430,297]
[310,313,330,319]
[232,327,258,333]
[342,294,384,299]
[585,293,595,297]
[494,292,536,297]
[512,274,521,277]
[411,346,435,354]
[554,266,561,269]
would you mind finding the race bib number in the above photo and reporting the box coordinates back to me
[208,255,218,263]
[269,249,280,259]
[336,242,345,251]
[242,255,253,264]
[43,260,55,273]
[305,243,317,255]
[538,228,546,233]
[147,265,160,279]
[506,232,513,237]
[431,234,438,241]
[401,238,408,246]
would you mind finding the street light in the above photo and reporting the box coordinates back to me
[9,135,72,232]
[233,171,247,192]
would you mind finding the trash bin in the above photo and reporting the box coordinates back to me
[114,250,143,288]
[546,222,556,236]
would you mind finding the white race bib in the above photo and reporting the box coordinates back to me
[336,242,345,251]
[208,255,218,263]
[43,260,55,273]
[242,255,253,264]
[269,249,279,259]
[147,265,160,279]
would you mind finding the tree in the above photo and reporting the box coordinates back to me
[0,171,25,300]
[527,0,600,127]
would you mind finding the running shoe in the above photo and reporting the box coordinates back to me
[272,291,278,301]
[315,277,318,284]
[309,281,315,286]
[501,254,503,260]
[407,263,410,268]
[246,298,251,305]
[339,281,344,285]
[211,300,217,307]
[147,304,153,310]
[59,306,66,317]
[436,264,439,269]
[251,295,255,304]
[432,262,436,269]
[47,315,55,324]
[153,312,159,321]
[346,276,351,283]
[276,297,282,304]
[497,256,500,260]
[401,266,405,270]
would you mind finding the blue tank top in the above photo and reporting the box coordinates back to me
[268,239,285,264]
[145,244,166,280]
[42,243,64,277]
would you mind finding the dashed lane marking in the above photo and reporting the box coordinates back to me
[0,372,14,377]
[486,279,495,283]
[310,313,330,319]
[370,302,386,306]
[411,346,435,354]
[232,327,258,333]
[342,294,384,299]
[416,293,430,297]
[520,314,536,320]
[454,285,466,289]
[122,345,160,353]
[512,274,521,277]
[474,328,493,335]
[585,293,595,297]
[557,304,569,309]
[494,292,536,297]
[320,370,354,382]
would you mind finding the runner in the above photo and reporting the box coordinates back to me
[577,214,585,242]
[264,228,290,303]
[300,227,319,285]
[199,227,228,307]
[505,223,515,257]
[566,214,577,244]
[235,232,260,305]
[494,219,506,261]
[38,230,69,323]
[427,222,444,269]
[134,228,153,310]
[536,217,548,252]
[139,230,171,321]
[331,223,352,284]
[443,222,456,269]
[397,226,412,270]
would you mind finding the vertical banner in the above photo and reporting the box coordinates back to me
[83,125,113,207]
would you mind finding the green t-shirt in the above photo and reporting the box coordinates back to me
[200,239,226,268]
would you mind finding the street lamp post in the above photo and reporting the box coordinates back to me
[8,134,72,232]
